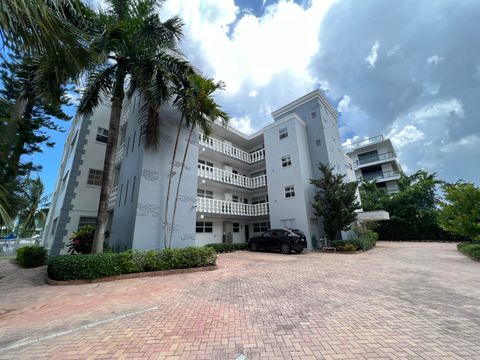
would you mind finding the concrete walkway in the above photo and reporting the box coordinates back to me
[0,242,479,359]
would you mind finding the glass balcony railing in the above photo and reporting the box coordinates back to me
[343,135,384,152]
[357,170,400,182]
[355,152,395,166]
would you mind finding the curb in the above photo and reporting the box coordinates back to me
[45,265,218,286]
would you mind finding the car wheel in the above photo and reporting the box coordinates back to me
[249,242,258,252]
[280,243,291,254]
[294,249,303,254]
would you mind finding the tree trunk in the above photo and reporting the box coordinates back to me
[91,96,123,253]
[168,126,194,248]
[163,117,183,248]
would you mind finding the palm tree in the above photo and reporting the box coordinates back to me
[0,185,12,229]
[77,0,193,253]
[166,75,228,248]
[17,177,49,237]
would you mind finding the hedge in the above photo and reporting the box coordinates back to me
[205,243,248,253]
[47,247,217,281]
[457,243,480,262]
[16,245,48,268]
[330,231,379,252]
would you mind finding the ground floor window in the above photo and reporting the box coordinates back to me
[196,221,213,233]
[253,222,270,232]
[233,223,240,233]
[78,216,97,230]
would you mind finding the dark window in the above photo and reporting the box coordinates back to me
[281,155,292,167]
[358,150,379,165]
[315,139,321,147]
[311,111,317,118]
[132,131,136,152]
[232,195,239,203]
[51,218,58,235]
[196,221,213,233]
[96,127,108,143]
[78,216,97,230]
[284,185,295,198]
[233,223,239,233]
[124,180,129,205]
[87,169,102,186]
[278,127,288,140]
[197,189,213,199]
[131,176,136,203]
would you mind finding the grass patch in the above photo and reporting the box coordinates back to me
[457,243,480,262]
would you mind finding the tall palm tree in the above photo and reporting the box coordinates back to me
[167,75,228,248]
[0,185,12,228]
[77,0,193,253]
[17,177,49,237]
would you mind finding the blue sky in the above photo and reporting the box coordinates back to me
[33,0,480,194]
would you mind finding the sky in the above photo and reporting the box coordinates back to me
[35,0,480,195]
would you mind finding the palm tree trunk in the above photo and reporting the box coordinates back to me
[163,117,183,248]
[91,96,123,253]
[168,125,194,248]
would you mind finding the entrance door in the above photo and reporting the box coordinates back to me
[244,224,249,242]
[223,221,233,243]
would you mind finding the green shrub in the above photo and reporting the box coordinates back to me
[16,245,48,268]
[330,230,378,252]
[336,243,357,252]
[205,243,248,253]
[47,246,217,281]
[457,243,480,261]
[67,225,95,254]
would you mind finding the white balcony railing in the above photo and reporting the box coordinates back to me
[198,164,266,189]
[343,135,384,152]
[196,197,269,217]
[198,134,265,164]
[108,186,118,209]
[114,143,124,167]
[120,104,131,128]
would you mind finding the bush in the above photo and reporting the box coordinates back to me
[330,230,378,252]
[205,243,248,253]
[67,225,95,254]
[335,243,357,252]
[16,245,48,268]
[457,243,480,262]
[47,246,217,281]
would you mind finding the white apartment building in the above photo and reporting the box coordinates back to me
[343,135,402,194]
[42,103,110,255]
[44,90,357,255]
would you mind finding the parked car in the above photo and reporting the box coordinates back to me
[248,229,307,254]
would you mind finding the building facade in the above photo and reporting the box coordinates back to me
[44,90,356,254]
[343,135,402,194]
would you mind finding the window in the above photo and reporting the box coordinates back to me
[250,170,266,178]
[96,127,109,143]
[315,139,321,147]
[233,223,240,233]
[61,171,69,190]
[284,185,295,198]
[51,218,58,235]
[71,130,78,147]
[311,111,317,118]
[281,218,296,229]
[278,127,288,140]
[197,189,213,199]
[196,221,213,233]
[251,195,268,204]
[232,195,239,203]
[253,222,270,232]
[78,216,97,230]
[87,169,102,186]
[281,155,292,168]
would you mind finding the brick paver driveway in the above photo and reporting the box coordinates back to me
[0,242,479,359]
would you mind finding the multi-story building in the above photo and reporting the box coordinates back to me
[44,90,356,255]
[42,104,110,255]
[343,135,402,194]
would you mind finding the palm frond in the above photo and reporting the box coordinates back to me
[78,65,117,116]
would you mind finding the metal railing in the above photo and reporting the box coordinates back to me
[357,170,400,182]
[108,186,118,209]
[196,197,269,216]
[355,152,395,166]
[114,143,124,167]
[343,135,384,152]
[198,134,265,164]
[197,164,266,189]
[0,238,39,257]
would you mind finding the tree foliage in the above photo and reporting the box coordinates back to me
[359,180,389,211]
[310,163,360,241]
[438,182,480,241]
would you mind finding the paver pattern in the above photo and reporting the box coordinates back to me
[0,242,479,359]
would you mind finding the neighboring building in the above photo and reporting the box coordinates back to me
[343,135,402,194]
[42,103,110,255]
[44,90,356,254]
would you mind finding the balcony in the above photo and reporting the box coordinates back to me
[198,134,265,164]
[357,170,400,182]
[198,164,266,189]
[196,197,269,217]
[355,152,395,167]
[343,135,384,152]
[114,142,124,167]
[108,186,118,209]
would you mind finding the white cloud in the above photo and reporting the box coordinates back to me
[164,0,337,94]
[412,98,464,121]
[387,44,400,57]
[426,55,444,66]
[365,41,380,68]
[337,95,351,113]
[388,124,425,148]
[229,116,255,135]
[248,90,258,97]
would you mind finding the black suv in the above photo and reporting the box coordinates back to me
[248,229,307,254]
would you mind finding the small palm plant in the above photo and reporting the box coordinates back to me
[18,177,49,237]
